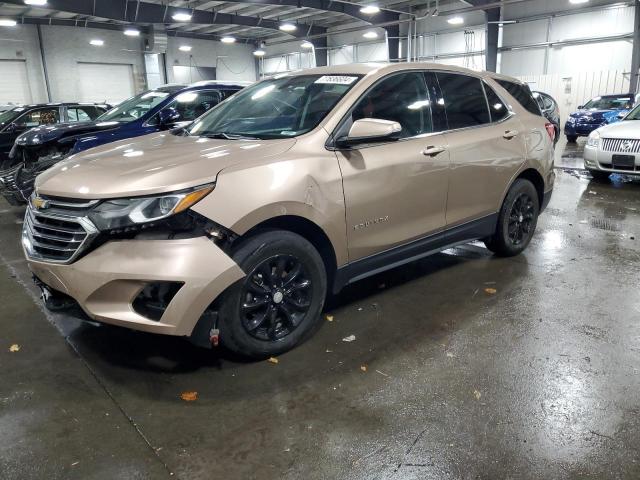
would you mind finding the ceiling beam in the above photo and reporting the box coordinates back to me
[1,0,327,38]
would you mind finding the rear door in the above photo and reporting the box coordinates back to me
[432,72,526,226]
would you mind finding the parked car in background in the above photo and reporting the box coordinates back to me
[23,63,554,358]
[565,93,634,142]
[533,91,560,146]
[584,102,640,180]
[0,81,248,205]
[0,103,18,113]
[0,103,109,164]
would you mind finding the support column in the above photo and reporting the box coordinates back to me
[485,7,500,72]
[386,24,400,62]
[630,1,640,95]
[314,36,328,67]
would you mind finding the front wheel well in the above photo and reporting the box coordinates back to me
[237,216,338,285]
[515,168,545,207]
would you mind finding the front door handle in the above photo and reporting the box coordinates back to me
[422,145,446,157]
[503,130,519,140]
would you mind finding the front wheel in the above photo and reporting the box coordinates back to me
[566,135,578,143]
[218,230,327,358]
[484,179,540,257]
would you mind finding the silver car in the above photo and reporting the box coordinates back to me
[584,105,640,180]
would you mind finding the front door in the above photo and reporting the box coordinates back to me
[334,71,450,261]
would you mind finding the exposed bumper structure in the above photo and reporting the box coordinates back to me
[26,237,245,336]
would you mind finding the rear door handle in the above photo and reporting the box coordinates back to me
[503,130,519,140]
[422,145,446,157]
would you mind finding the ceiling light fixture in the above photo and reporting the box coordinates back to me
[279,23,297,32]
[447,16,464,25]
[569,0,589,4]
[24,0,48,5]
[0,19,17,26]
[172,12,192,22]
[253,49,266,56]
[124,28,140,36]
[179,45,192,52]
[360,5,380,14]
[221,36,236,43]
[89,39,104,46]
[301,41,314,49]
[363,31,378,39]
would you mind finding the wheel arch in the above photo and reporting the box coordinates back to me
[238,215,339,288]
[514,167,545,208]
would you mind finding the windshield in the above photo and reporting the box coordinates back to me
[97,90,170,122]
[187,74,361,139]
[583,96,633,110]
[624,104,640,120]
[0,108,22,126]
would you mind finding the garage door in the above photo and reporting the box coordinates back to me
[0,60,33,104]
[77,62,135,104]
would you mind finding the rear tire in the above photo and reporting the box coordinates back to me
[566,135,578,143]
[588,169,610,182]
[484,179,540,257]
[218,230,327,358]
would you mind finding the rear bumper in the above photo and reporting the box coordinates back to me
[541,189,553,213]
[26,237,245,336]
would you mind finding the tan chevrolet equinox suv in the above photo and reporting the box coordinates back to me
[23,63,555,357]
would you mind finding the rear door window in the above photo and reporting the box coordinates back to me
[172,90,223,121]
[484,83,510,122]
[496,79,542,116]
[436,73,491,130]
[351,72,433,139]
[67,107,92,122]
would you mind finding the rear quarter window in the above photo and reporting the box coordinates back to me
[496,79,542,116]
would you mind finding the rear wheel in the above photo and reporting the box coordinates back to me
[484,179,539,257]
[588,169,610,182]
[566,135,578,143]
[218,230,327,358]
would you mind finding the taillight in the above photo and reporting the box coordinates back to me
[545,122,555,142]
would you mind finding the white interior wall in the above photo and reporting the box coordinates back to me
[0,24,258,104]
[0,24,47,103]
[165,37,256,83]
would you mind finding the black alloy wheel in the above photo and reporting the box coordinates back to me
[507,193,535,247]
[240,254,312,341]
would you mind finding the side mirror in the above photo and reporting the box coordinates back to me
[158,107,181,129]
[618,112,626,119]
[577,105,584,110]
[337,118,401,147]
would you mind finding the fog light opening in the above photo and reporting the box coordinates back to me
[132,281,184,321]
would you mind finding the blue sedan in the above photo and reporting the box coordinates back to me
[565,93,634,142]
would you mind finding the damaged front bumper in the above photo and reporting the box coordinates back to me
[26,237,245,337]
[0,164,31,205]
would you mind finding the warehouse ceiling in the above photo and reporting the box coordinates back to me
[0,0,479,42]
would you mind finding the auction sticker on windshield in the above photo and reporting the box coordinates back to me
[314,76,358,85]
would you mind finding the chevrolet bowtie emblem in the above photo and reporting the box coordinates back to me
[32,196,49,210]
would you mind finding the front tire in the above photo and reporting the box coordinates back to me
[218,231,327,358]
[566,135,578,143]
[588,169,610,182]
[484,179,540,257]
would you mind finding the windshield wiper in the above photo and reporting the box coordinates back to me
[200,132,260,140]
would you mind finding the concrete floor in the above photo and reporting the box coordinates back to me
[2,138,640,479]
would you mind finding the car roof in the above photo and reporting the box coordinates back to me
[188,80,252,88]
[597,93,634,98]
[270,62,524,84]
[6,102,109,110]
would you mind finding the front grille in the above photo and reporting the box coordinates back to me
[22,200,98,264]
[601,138,640,154]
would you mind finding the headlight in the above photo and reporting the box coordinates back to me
[88,184,214,231]
[587,130,600,148]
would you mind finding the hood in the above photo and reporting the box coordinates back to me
[15,120,122,146]
[35,132,297,199]
[594,120,640,139]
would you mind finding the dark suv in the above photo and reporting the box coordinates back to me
[0,81,248,205]
[0,103,109,163]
